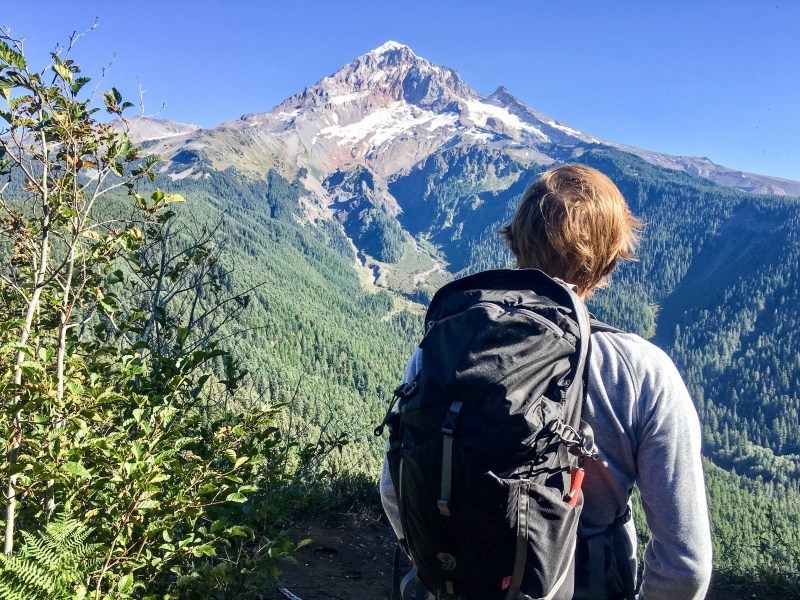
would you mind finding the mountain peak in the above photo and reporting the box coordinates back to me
[368,41,413,56]
[269,40,481,115]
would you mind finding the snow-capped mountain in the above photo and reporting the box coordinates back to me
[136,41,800,198]
[110,43,800,527]
[211,41,599,178]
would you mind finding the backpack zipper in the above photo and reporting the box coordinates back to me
[424,301,565,341]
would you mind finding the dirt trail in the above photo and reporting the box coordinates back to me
[277,513,794,599]
[278,512,398,599]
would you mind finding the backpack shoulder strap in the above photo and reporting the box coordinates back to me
[589,317,625,335]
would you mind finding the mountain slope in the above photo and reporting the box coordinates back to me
[105,43,800,587]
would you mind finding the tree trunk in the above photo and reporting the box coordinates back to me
[4,136,50,556]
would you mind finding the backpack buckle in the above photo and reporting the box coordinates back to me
[440,401,463,435]
[376,381,421,437]
[394,380,418,399]
[546,419,599,460]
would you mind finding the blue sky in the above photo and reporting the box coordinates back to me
[4,0,799,180]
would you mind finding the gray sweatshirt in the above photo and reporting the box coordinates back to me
[380,329,713,600]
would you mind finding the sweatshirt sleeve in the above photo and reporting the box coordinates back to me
[634,345,713,600]
[380,349,423,541]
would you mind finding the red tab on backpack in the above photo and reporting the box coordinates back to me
[501,576,513,590]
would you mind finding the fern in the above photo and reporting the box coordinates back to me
[0,517,99,600]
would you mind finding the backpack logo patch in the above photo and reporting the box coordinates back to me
[437,552,457,572]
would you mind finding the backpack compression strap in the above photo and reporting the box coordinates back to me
[437,401,463,517]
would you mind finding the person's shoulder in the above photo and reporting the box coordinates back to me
[591,328,675,372]
[590,328,687,405]
[592,327,695,430]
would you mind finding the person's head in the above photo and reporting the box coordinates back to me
[500,164,642,297]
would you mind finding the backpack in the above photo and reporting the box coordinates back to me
[376,269,601,600]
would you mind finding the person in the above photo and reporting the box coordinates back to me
[380,164,713,599]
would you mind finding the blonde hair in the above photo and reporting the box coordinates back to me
[500,164,642,295]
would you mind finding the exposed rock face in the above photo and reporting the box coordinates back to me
[147,41,799,197]
[323,166,405,263]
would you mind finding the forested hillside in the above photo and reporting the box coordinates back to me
[383,145,800,583]
[0,39,421,598]
[148,169,422,456]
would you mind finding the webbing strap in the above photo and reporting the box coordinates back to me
[400,568,417,598]
[589,317,623,334]
[392,545,403,600]
[613,544,636,600]
[505,481,529,600]
[558,444,572,498]
[579,507,635,600]
[587,535,608,600]
[438,401,463,517]
[611,515,637,600]
[438,433,453,517]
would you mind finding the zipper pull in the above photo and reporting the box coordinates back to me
[421,319,437,343]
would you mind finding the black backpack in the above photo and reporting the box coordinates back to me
[377,269,601,600]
